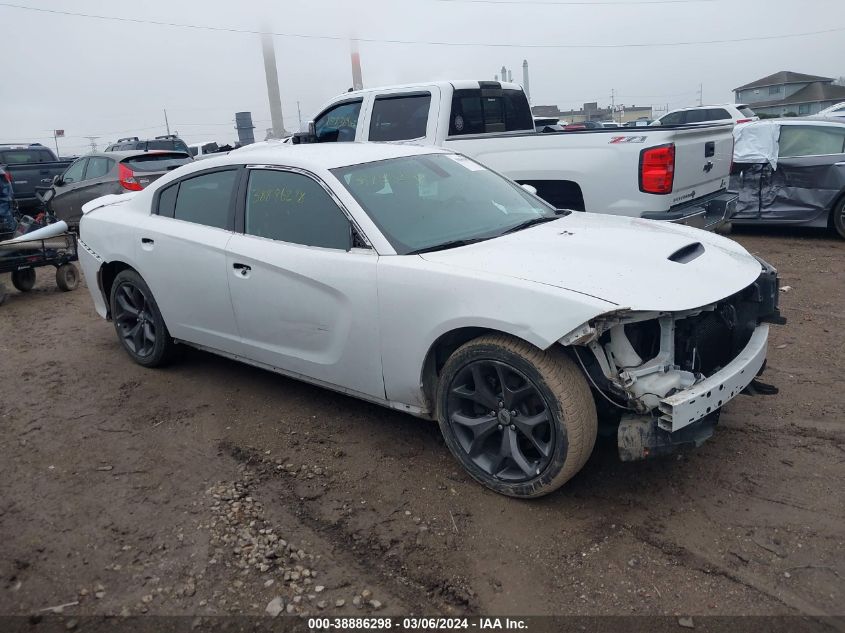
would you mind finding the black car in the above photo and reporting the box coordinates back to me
[0,166,15,238]
[47,151,192,229]
[105,134,191,154]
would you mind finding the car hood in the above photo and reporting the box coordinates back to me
[420,213,763,312]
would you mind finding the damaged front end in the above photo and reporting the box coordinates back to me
[563,259,784,461]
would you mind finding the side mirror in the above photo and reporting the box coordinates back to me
[307,121,316,136]
[521,183,538,196]
[53,175,63,186]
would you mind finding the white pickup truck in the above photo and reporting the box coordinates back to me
[292,80,736,228]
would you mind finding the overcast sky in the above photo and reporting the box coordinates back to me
[2,0,843,154]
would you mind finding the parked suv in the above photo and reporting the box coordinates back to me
[46,150,192,229]
[653,104,758,126]
[105,135,191,154]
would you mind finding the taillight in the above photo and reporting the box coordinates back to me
[735,118,752,124]
[118,163,143,191]
[3,170,11,183]
[639,143,675,194]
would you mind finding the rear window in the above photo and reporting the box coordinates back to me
[738,106,756,118]
[449,88,533,136]
[779,125,845,157]
[706,108,731,121]
[123,153,192,172]
[0,149,55,164]
[145,140,189,152]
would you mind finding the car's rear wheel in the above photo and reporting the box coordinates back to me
[436,334,597,498]
[11,268,36,292]
[832,196,845,239]
[110,269,176,367]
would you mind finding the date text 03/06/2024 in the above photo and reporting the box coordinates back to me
[307,617,528,630]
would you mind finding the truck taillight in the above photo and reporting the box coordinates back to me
[3,171,11,183]
[639,143,675,194]
[118,163,143,191]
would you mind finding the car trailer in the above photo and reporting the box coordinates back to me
[0,232,80,305]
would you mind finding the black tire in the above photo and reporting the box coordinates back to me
[11,268,36,292]
[55,263,79,291]
[832,196,845,240]
[0,282,7,306]
[436,334,597,498]
[109,269,176,367]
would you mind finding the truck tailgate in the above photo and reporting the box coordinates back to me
[667,123,733,207]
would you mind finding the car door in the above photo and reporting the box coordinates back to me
[51,158,87,223]
[768,124,845,221]
[136,167,243,355]
[225,166,384,401]
[73,156,117,216]
[313,99,364,143]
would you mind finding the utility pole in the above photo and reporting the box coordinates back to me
[297,101,303,129]
[163,109,171,136]
[84,136,99,152]
[697,84,703,106]
[610,88,616,123]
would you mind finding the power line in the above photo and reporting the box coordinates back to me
[435,0,711,4]
[1,2,842,49]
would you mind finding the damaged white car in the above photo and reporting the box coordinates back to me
[78,143,783,498]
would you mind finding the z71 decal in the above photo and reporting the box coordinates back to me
[608,136,648,144]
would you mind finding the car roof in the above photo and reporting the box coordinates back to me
[664,104,742,115]
[229,141,448,170]
[339,80,524,99]
[76,150,191,160]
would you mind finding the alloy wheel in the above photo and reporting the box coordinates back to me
[114,283,157,358]
[446,360,556,483]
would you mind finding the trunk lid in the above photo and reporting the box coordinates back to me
[121,152,192,188]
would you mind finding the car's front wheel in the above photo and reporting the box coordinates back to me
[110,269,176,367]
[436,334,597,498]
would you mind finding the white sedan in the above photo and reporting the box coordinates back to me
[78,143,782,498]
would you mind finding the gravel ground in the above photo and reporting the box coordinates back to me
[0,226,842,622]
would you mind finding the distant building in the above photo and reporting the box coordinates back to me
[532,102,652,124]
[734,71,845,116]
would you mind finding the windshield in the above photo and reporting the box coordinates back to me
[331,153,556,254]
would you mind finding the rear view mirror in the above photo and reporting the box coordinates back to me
[52,175,63,186]
[521,183,538,196]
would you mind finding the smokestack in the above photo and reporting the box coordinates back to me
[508,69,513,83]
[350,40,363,91]
[260,33,287,138]
[522,59,530,103]
[234,112,256,145]
[500,66,507,84]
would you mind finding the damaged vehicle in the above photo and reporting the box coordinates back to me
[77,144,783,498]
[731,118,845,238]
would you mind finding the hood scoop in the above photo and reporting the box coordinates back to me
[668,242,705,264]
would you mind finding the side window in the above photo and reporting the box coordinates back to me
[172,170,238,229]
[62,159,88,184]
[369,94,431,141]
[84,157,113,180]
[157,183,179,218]
[706,108,731,121]
[245,169,350,250]
[314,100,362,143]
[779,125,845,158]
[188,147,199,157]
[686,109,708,124]
[660,111,684,125]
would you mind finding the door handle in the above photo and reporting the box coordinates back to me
[233,263,251,276]
[141,237,154,244]
[704,141,715,157]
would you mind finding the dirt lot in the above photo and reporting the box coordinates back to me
[1,228,843,623]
